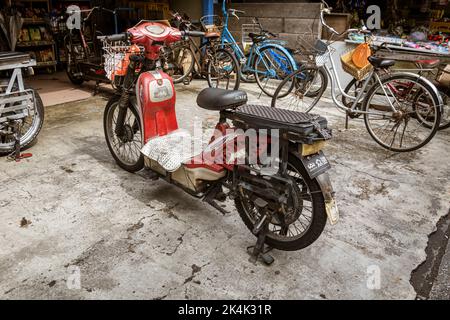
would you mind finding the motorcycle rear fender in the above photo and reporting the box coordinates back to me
[290,150,339,224]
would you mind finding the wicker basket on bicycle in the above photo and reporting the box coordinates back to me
[340,49,373,81]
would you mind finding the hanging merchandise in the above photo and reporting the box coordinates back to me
[0,7,24,51]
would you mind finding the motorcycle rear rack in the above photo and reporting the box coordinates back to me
[0,52,36,71]
[221,105,332,143]
[0,90,34,123]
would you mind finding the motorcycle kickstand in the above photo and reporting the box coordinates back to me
[203,184,228,215]
[247,198,275,266]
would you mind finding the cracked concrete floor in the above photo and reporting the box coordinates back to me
[0,80,449,300]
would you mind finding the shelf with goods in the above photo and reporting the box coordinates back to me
[339,0,450,58]
[10,0,58,73]
[128,1,171,21]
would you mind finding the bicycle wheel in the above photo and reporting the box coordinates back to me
[254,46,296,97]
[414,88,450,131]
[167,45,195,84]
[363,73,441,152]
[304,66,327,98]
[65,35,84,85]
[271,65,326,112]
[207,48,240,91]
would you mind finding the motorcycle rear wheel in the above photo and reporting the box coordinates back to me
[104,95,144,172]
[0,86,44,156]
[235,154,327,251]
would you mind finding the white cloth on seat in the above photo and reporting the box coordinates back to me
[141,129,197,172]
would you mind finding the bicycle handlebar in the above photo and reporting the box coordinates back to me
[320,9,371,37]
[371,42,393,53]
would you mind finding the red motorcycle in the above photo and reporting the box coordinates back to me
[101,21,339,263]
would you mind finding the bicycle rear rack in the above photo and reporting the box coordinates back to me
[0,53,37,161]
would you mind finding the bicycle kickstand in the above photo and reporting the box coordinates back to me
[93,81,100,96]
[247,198,275,266]
[345,112,349,130]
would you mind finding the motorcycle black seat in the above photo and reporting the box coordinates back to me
[196,88,248,111]
[222,104,331,139]
[368,56,395,68]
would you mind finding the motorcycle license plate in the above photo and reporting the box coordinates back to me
[301,151,331,179]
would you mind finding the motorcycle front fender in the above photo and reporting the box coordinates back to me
[129,94,144,141]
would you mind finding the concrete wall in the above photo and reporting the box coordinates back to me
[170,0,203,22]
[226,2,323,48]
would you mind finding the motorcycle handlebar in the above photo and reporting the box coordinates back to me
[98,32,129,42]
[181,30,205,37]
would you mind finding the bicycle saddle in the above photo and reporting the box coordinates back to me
[196,88,247,111]
[368,56,395,68]
[248,33,267,43]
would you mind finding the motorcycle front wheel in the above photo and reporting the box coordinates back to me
[104,95,144,172]
[235,154,327,251]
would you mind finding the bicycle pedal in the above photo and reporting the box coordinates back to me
[183,78,191,85]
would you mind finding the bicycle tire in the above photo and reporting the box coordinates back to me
[254,45,296,98]
[363,73,441,152]
[168,45,195,84]
[271,65,325,112]
[207,48,240,91]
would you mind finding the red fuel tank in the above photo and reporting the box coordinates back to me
[136,70,178,142]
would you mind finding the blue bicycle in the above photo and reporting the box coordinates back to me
[211,0,297,97]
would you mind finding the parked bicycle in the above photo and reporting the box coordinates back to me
[164,11,240,90]
[271,2,443,152]
[0,52,44,160]
[214,0,297,97]
[64,6,134,92]
[343,49,450,131]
